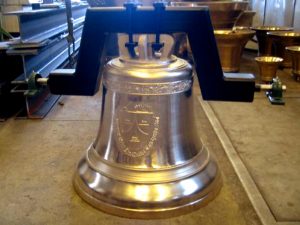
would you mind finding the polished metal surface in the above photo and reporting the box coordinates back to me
[286,46,300,80]
[251,26,293,56]
[267,31,300,68]
[6,4,87,44]
[170,1,248,29]
[214,29,255,72]
[250,0,266,26]
[294,0,300,30]
[255,56,283,82]
[256,83,287,91]
[223,72,255,82]
[73,35,222,218]
[251,0,299,30]
[264,0,296,27]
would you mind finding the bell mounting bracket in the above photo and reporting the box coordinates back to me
[48,3,255,102]
[151,2,166,52]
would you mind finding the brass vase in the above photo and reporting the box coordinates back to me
[255,56,283,82]
[214,29,255,72]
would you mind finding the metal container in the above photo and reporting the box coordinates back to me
[170,1,248,29]
[286,46,300,80]
[73,35,222,218]
[255,56,283,82]
[268,31,300,68]
[251,26,293,56]
[214,29,255,72]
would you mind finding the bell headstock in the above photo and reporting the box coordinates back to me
[48,2,255,102]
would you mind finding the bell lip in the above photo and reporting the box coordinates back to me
[73,166,222,219]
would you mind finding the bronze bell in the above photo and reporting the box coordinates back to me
[73,34,222,218]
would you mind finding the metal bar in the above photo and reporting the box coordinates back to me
[264,0,296,26]
[65,0,76,65]
[294,0,300,30]
[4,4,86,119]
[6,4,87,44]
[10,26,82,81]
[26,89,60,119]
[255,84,287,91]
[223,73,255,82]
[65,0,75,45]
[291,0,297,28]
[36,78,48,86]
[37,29,82,76]
[15,88,60,119]
[263,0,267,25]
[250,0,266,26]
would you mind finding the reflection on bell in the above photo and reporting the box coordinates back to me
[73,34,222,219]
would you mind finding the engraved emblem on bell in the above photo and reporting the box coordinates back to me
[116,102,159,158]
[73,33,222,219]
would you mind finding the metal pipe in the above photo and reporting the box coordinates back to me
[65,0,76,65]
[37,78,49,86]
[255,84,287,91]
[65,0,74,45]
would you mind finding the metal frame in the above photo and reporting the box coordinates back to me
[48,5,255,102]
[6,4,87,44]
[5,5,87,118]
[8,26,82,79]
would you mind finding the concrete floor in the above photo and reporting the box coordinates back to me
[0,51,299,225]
[208,53,300,223]
[0,94,262,225]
